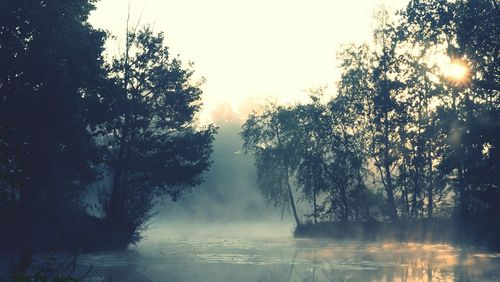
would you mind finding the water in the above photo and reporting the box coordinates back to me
[3,223,500,281]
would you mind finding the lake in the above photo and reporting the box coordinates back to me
[80,223,500,281]
[2,223,500,281]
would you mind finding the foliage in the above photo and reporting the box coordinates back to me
[0,1,215,250]
[242,0,499,249]
[0,0,107,247]
[2,249,88,282]
[241,103,301,225]
[96,27,216,244]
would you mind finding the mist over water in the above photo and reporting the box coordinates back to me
[65,222,498,282]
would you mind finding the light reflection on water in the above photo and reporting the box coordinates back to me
[2,224,499,281]
[73,224,500,282]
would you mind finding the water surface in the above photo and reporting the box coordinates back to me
[76,223,500,281]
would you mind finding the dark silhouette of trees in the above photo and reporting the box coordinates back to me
[403,0,500,245]
[242,0,499,249]
[96,27,215,245]
[0,0,107,247]
[0,1,215,250]
[241,103,302,226]
[367,9,404,223]
[293,95,330,223]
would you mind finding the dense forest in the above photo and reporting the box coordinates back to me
[0,0,215,251]
[242,0,499,249]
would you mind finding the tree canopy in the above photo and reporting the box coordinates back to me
[0,0,215,250]
[242,0,499,249]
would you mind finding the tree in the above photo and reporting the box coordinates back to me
[369,8,406,223]
[294,94,330,223]
[0,0,107,244]
[96,27,215,244]
[336,44,377,221]
[394,14,449,219]
[241,103,302,226]
[335,15,404,223]
[403,0,499,221]
[326,95,369,222]
[240,0,499,249]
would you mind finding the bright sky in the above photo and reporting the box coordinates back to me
[89,0,409,122]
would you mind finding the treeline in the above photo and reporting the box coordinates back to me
[242,0,499,248]
[0,1,215,250]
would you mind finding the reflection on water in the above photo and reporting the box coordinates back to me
[2,224,500,281]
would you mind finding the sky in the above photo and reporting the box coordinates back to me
[89,0,409,123]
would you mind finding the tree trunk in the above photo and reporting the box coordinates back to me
[458,166,467,218]
[285,166,301,226]
[383,114,398,223]
[428,185,433,219]
[413,117,422,218]
[108,166,125,224]
[385,169,398,223]
[340,186,349,222]
[427,151,434,219]
[401,164,410,221]
[313,183,317,224]
[412,165,420,217]
[107,10,132,226]
[274,121,300,227]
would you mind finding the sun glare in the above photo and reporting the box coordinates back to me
[442,61,468,82]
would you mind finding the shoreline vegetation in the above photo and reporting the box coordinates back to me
[1,249,89,282]
[293,220,500,251]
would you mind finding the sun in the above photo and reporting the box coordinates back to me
[442,61,468,82]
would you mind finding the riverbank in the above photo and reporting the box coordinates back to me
[294,219,500,251]
[0,214,138,253]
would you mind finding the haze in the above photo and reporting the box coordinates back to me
[89,0,408,121]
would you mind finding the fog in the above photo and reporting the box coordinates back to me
[155,121,290,224]
[44,227,500,282]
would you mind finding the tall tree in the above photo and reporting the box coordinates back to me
[241,103,302,226]
[403,0,499,223]
[336,44,380,221]
[0,0,107,243]
[294,94,330,223]
[369,8,406,223]
[97,27,215,243]
[394,22,446,219]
